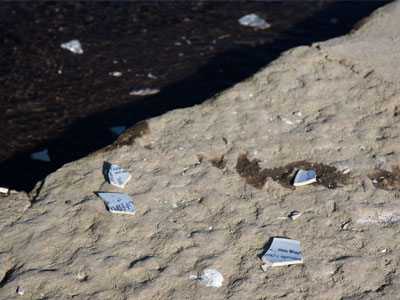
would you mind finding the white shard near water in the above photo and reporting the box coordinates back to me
[293,169,316,186]
[262,238,303,267]
[108,164,131,188]
[60,39,83,54]
[238,14,271,29]
[31,149,51,162]
[97,192,135,215]
[110,126,126,136]
[0,187,9,194]
[129,88,160,96]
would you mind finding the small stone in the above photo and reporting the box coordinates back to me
[381,248,387,253]
[110,71,122,77]
[0,187,9,194]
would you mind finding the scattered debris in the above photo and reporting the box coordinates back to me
[17,286,24,296]
[129,88,160,96]
[110,126,126,136]
[147,73,157,79]
[97,192,135,215]
[60,39,83,54]
[110,71,122,77]
[108,164,132,188]
[368,167,400,191]
[31,149,51,162]
[0,187,9,194]
[238,14,271,29]
[288,211,302,220]
[190,269,223,287]
[293,169,316,187]
[261,237,303,268]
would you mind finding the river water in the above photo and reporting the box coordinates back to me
[0,1,390,191]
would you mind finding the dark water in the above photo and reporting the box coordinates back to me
[0,1,390,192]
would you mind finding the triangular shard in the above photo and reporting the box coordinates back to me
[60,39,83,54]
[108,164,132,188]
[98,192,135,215]
[262,238,303,267]
[293,169,316,186]
[31,149,51,162]
[110,126,126,136]
[238,14,271,29]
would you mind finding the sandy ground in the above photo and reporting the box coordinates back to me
[1,2,400,299]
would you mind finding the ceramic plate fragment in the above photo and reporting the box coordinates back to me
[97,192,135,215]
[293,169,316,186]
[262,237,303,267]
[108,164,132,188]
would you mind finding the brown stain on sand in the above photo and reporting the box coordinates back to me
[235,154,352,190]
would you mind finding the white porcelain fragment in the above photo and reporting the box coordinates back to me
[293,169,316,186]
[97,192,135,215]
[0,187,9,194]
[110,126,126,136]
[17,286,24,295]
[238,14,271,29]
[108,164,131,188]
[288,211,302,220]
[31,149,51,162]
[129,88,160,96]
[200,269,223,287]
[60,39,83,54]
[262,238,303,267]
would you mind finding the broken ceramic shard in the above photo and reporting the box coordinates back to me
[110,126,126,136]
[60,39,83,54]
[17,286,24,295]
[97,192,135,215]
[238,14,271,29]
[0,187,9,194]
[200,269,223,287]
[293,169,316,186]
[108,164,132,188]
[262,237,303,267]
[129,88,160,96]
[31,149,51,162]
[288,211,302,220]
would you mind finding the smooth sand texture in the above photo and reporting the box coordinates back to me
[2,2,400,299]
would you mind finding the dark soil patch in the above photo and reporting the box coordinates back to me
[209,156,227,170]
[235,154,352,190]
[368,167,400,191]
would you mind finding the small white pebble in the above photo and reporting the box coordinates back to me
[208,226,213,231]
[372,178,378,184]
[110,71,122,77]
[172,203,178,208]
[292,111,302,117]
[381,249,387,253]
[359,145,365,151]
